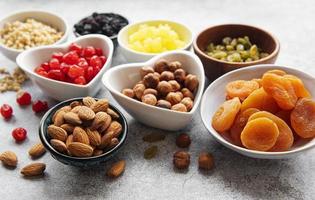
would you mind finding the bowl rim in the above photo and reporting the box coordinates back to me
[0,9,70,53]
[16,34,114,88]
[200,64,315,157]
[102,50,205,115]
[39,97,128,162]
[117,19,193,56]
[193,23,280,66]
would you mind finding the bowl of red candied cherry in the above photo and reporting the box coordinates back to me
[16,35,114,101]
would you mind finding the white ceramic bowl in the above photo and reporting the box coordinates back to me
[0,10,70,61]
[118,20,193,63]
[200,64,315,159]
[102,50,205,131]
[16,34,113,101]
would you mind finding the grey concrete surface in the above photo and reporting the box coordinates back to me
[0,0,315,199]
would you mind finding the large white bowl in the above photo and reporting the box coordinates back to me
[0,10,70,61]
[102,50,205,131]
[16,34,113,101]
[200,64,315,159]
[118,20,193,63]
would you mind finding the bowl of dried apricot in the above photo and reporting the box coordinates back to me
[39,97,128,167]
[200,64,315,159]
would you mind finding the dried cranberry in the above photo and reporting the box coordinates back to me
[78,59,89,69]
[74,76,87,85]
[63,51,79,65]
[60,63,70,74]
[69,43,82,54]
[32,100,48,113]
[85,66,94,81]
[99,56,107,65]
[12,127,27,142]
[35,66,46,73]
[49,58,60,70]
[68,65,85,79]
[0,104,13,119]
[16,91,32,106]
[41,62,50,71]
[52,52,64,61]
[93,66,101,76]
[90,55,103,68]
[37,71,48,77]
[48,70,65,81]
[95,48,103,56]
[82,46,96,57]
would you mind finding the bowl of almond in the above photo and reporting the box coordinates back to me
[39,97,128,167]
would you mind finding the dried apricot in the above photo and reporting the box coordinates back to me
[212,97,241,132]
[284,75,311,98]
[262,72,297,110]
[291,98,315,138]
[248,111,293,151]
[252,78,262,87]
[275,110,291,125]
[226,80,259,101]
[241,88,280,113]
[265,69,287,76]
[240,117,279,151]
[230,108,259,146]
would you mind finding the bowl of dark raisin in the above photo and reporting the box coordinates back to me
[73,12,129,44]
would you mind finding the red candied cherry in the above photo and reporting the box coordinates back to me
[85,66,94,82]
[68,65,85,79]
[74,76,87,85]
[60,63,70,74]
[62,51,79,65]
[82,46,96,57]
[69,43,82,54]
[41,62,50,71]
[1,104,13,119]
[77,59,89,69]
[16,91,32,106]
[48,69,65,81]
[93,66,101,76]
[90,55,103,68]
[52,52,64,61]
[37,71,48,77]
[32,100,48,113]
[49,58,60,70]
[99,56,107,65]
[95,48,103,56]
[12,127,27,142]
[35,66,45,73]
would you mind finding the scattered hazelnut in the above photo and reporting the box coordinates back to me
[122,88,135,98]
[141,94,157,106]
[181,88,194,100]
[185,74,199,92]
[176,133,191,148]
[168,80,181,92]
[140,66,154,78]
[181,97,194,111]
[173,151,190,170]
[143,73,160,88]
[160,71,174,81]
[143,88,158,96]
[156,81,172,96]
[169,61,182,72]
[154,59,169,73]
[166,92,182,105]
[198,152,214,170]
[171,103,187,112]
[174,69,186,83]
[156,100,172,109]
[133,83,146,99]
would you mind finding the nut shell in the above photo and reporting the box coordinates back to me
[154,59,169,73]
[143,73,160,88]
[122,88,135,98]
[171,103,187,112]
[141,94,157,106]
[156,100,172,109]
[133,84,146,100]
[166,92,182,105]
[173,151,190,169]
[140,66,154,78]
[156,81,172,96]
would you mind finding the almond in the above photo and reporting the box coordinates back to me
[50,139,67,153]
[59,105,72,112]
[93,149,103,156]
[60,124,74,134]
[68,142,93,157]
[90,112,110,130]
[71,105,84,113]
[28,143,46,158]
[53,110,65,126]
[83,96,96,107]
[66,134,73,148]
[98,114,112,133]
[99,131,115,149]
[108,138,119,149]
[0,151,18,167]
[47,125,68,142]
[107,108,120,119]
[106,121,123,138]
[91,99,109,113]
[64,112,82,125]
[70,101,81,108]
[107,160,126,178]
[86,128,101,146]
[73,127,90,145]
[21,163,46,176]
[78,106,95,121]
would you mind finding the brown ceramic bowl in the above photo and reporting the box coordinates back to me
[193,24,280,81]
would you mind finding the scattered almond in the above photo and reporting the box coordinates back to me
[28,143,46,158]
[73,127,90,145]
[47,125,68,142]
[68,142,93,157]
[0,151,18,167]
[91,99,109,113]
[107,160,126,178]
[64,112,82,125]
[50,139,68,153]
[21,162,46,177]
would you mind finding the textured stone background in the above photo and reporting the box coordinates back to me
[0,0,314,199]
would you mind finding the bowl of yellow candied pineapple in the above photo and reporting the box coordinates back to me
[200,64,315,159]
[118,20,193,62]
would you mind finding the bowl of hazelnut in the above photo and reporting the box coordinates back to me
[102,50,205,131]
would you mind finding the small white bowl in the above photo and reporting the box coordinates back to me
[102,50,205,131]
[200,64,315,159]
[16,34,113,101]
[117,20,193,63]
[0,10,70,61]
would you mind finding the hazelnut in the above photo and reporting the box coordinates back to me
[160,71,174,81]
[185,74,199,92]
[154,72,161,79]
[143,73,160,88]
[181,88,194,100]
[171,103,187,112]
[141,94,157,106]
[166,92,182,105]
[156,81,172,96]
[176,133,191,148]
[122,88,135,98]
[143,88,158,96]
[154,59,169,73]
[181,97,194,111]
[176,91,184,99]
[140,66,154,78]
[168,80,181,92]
[156,100,172,109]
[173,151,190,170]
[133,83,146,99]
[198,152,214,170]
[169,61,182,72]
[174,69,186,83]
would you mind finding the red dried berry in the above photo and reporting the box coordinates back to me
[32,100,48,113]
[49,58,60,70]
[12,127,27,142]
[95,48,103,56]
[90,55,103,68]
[52,52,64,61]
[48,69,65,81]
[74,76,87,85]
[99,56,107,66]
[68,65,85,79]
[82,46,96,57]
[60,63,70,74]
[1,104,13,119]
[41,62,50,72]
[16,91,32,106]
[85,66,94,82]
[63,51,79,65]
[69,43,82,54]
